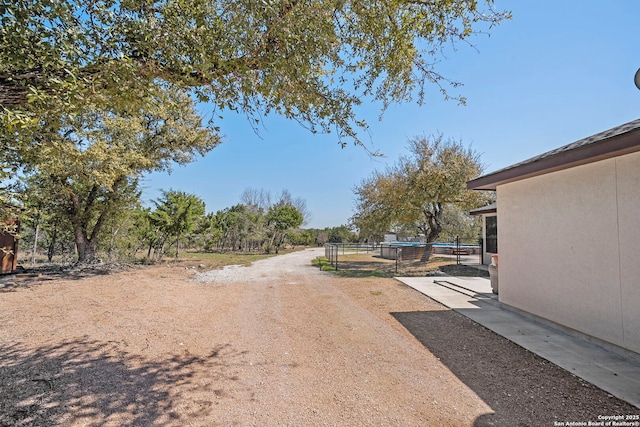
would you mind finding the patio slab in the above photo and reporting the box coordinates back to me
[395,276,640,409]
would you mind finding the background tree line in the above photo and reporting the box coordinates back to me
[17,185,365,265]
[14,132,494,266]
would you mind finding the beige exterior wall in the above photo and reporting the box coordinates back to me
[497,150,640,354]
[616,153,640,352]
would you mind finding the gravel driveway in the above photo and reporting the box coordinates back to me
[0,248,637,426]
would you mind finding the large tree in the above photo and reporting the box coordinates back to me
[1,0,509,148]
[352,134,491,259]
[18,86,219,262]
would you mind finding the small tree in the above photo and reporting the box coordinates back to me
[150,190,206,260]
[210,204,259,252]
[327,225,358,243]
[264,205,303,253]
[125,207,161,263]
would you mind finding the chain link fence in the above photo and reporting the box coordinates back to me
[324,243,378,271]
[322,238,482,275]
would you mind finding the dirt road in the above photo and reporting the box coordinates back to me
[0,248,637,426]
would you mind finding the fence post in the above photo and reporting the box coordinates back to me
[456,236,461,265]
[332,245,335,269]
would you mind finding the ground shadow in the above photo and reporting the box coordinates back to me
[319,259,489,279]
[439,264,489,278]
[319,254,457,278]
[391,310,639,426]
[0,264,141,294]
[0,339,243,426]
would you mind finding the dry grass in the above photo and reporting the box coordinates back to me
[315,253,486,278]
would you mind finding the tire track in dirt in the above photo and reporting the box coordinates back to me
[194,249,491,426]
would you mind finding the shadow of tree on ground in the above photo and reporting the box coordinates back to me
[391,310,639,426]
[0,339,243,426]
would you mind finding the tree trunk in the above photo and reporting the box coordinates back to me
[420,203,443,262]
[47,223,58,262]
[31,216,40,266]
[47,239,55,262]
[420,243,434,262]
[74,227,98,263]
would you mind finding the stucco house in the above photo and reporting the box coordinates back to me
[467,118,640,355]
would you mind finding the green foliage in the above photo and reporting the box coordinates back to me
[311,256,335,271]
[264,204,303,253]
[352,134,493,248]
[110,207,160,261]
[194,189,311,254]
[287,228,321,247]
[326,225,358,243]
[13,86,219,187]
[150,190,206,259]
[438,204,484,243]
[20,167,141,263]
[204,204,263,252]
[265,204,304,231]
[1,0,509,151]
[287,225,361,246]
[13,85,218,262]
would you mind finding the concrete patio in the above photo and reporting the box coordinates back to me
[395,275,640,409]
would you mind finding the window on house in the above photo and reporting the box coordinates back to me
[485,216,498,253]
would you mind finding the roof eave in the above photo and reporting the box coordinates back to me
[469,207,497,216]
[467,128,640,191]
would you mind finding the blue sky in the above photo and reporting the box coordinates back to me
[143,1,640,229]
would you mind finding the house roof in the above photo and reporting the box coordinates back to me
[467,118,640,190]
[469,203,497,216]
